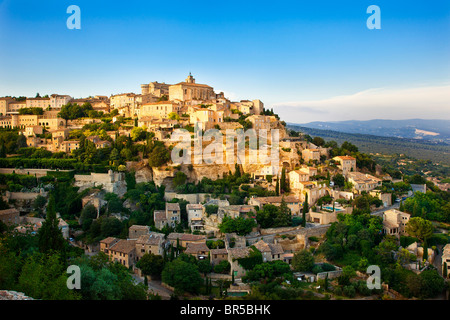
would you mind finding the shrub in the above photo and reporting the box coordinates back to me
[343,285,356,298]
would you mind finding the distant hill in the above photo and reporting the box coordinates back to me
[287,124,450,165]
[292,119,450,142]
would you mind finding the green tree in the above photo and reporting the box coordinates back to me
[173,171,187,188]
[161,259,203,294]
[197,260,212,276]
[32,195,47,213]
[136,253,165,279]
[333,174,345,188]
[80,204,97,231]
[419,269,445,298]
[302,193,309,227]
[405,217,433,243]
[147,142,170,167]
[17,252,79,300]
[219,216,256,236]
[280,168,286,193]
[37,195,65,254]
[292,250,315,272]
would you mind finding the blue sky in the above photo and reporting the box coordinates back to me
[0,0,449,122]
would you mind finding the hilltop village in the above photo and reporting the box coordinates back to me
[0,74,448,300]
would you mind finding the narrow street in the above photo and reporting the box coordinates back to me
[132,275,173,299]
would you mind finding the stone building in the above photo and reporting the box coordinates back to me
[74,170,127,197]
[128,225,151,239]
[100,237,137,268]
[253,239,284,262]
[210,248,228,265]
[153,202,181,229]
[168,73,215,102]
[141,81,170,97]
[135,232,166,258]
[184,242,210,260]
[382,209,410,238]
[302,149,321,163]
[186,203,204,232]
[442,244,450,278]
[347,172,382,193]
[0,208,20,226]
[167,232,206,249]
[333,156,356,176]
[139,101,182,119]
[248,195,301,216]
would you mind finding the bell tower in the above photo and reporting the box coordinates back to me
[186,72,195,84]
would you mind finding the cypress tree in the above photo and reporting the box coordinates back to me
[423,239,428,262]
[234,164,241,178]
[37,194,65,255]
[302,193,308,227]
[275,178,280,196]
[280,168,286,194]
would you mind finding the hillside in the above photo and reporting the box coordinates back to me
[287,124,450,165]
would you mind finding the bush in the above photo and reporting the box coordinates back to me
[213,260,231,274]
[321,263,336,272]
[343,285,356,298]
[312,265,323,274]
[292,250,315,272]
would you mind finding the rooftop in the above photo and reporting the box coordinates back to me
[185,242,210,254]
[167,233,206,242]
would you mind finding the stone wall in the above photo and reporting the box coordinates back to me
[0,168,71,178]
[164,192,210,204]
[259,226,301,235]
[316,270,343,280]
[74,170,127,197]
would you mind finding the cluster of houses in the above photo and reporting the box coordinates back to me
[0,74,288,154]
[0,207,69,239]
[99,223,292,278]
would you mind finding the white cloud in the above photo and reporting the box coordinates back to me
[272,84,450,123]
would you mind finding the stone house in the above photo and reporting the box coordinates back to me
[186,203,204,232]
[253,239,284,262]
[227,247,252,278]
[167,233,206,249]
[248,195,301,215]
[332,155,357,175]
[288,170,310,190]
[347,172,382,193]
[382,209,410,238]
[135,232,166,259]
[210,248,228,265]
[100,237,137,268]
[128,225,151,239]
[302,149,321,163]
[0,208,20,226]
[153,202,181,229]
[184,242,210,260]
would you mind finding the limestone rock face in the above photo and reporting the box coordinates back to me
[126,160,153,184]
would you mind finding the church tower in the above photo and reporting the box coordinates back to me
[185,72,195,84]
